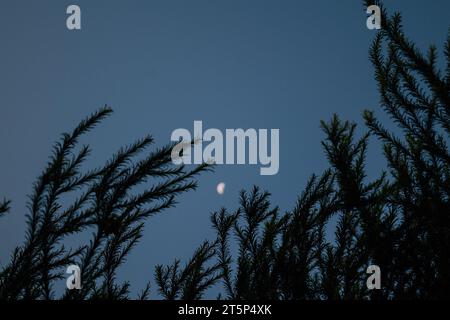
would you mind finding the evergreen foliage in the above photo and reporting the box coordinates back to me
[1,2,449,300]
[0,107,209,300]
[155,2,450,300]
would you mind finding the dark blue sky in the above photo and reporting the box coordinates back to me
[0,0,449,298]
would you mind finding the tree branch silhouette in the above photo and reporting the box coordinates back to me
[0,106,210,300]
[157,2,450,300]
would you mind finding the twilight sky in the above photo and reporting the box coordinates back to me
[0,0,449,298]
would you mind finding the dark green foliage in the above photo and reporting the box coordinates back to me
[155,240,222,300]
[1,2,449,300]
[0,107,209,300]
[214,187,284,300]
[159,119,387,300]
[156,4,450,300]
[0,199,10,217]
[363,6,450,299]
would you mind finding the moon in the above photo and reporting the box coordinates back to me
[216,182,226,195]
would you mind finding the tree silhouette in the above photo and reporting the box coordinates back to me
[1,1,449,300]
[0,107,209,300]
[0,200,10,218]
[156,2,450,300]
[362,1,450,298]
